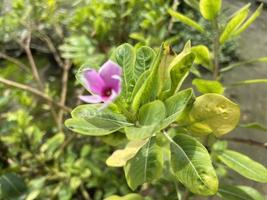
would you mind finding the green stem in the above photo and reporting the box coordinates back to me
[174,182,182,200]
[212,18,220,80]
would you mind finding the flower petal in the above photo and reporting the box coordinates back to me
[99,60,122,93]
[83,69,105,95]
[79,95,102,103]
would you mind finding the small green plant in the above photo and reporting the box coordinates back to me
[65,40,267,199]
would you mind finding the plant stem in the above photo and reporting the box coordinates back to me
[58,61,71,131]
[0,52,30,73]
[212,18,220,80]
[174,182,182,200]
[0,76,71,112]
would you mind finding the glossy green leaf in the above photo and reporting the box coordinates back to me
[125,125,155,141]
[124,137,163,190]
[192,79,224,94]
[135,46,155,80]
[183,94,240,136]
[218,150,267,182]
[191,45,212,70]
[199,0,222,20]
[65,118,122,136]
[234,4,263,35]
[139,100,166,125]
[71,104,132,128]
[162,42,195,98]
[115,43,136,97]
[220,4,250,44]
[168,9,204,33]
[106,140,147,167]
[218,185,265,200]
[131,45,163,113]
[165,133,218,195]
[161,88,194,130]
[104,193,143,200]
[0,173,27,199]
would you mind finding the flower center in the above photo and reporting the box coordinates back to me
[102,88,112,97]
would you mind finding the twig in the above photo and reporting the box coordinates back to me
[36,32,65,68]
[23,32,43,89]
[58,61,71,131]
[224,138,267,149]
[0,76,71,112]
[0,52,30,73]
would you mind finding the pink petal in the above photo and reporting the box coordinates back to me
[99,60,122,93]
[83,69,105,95]
[79,95,102,103]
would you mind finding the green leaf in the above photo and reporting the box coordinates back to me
[191,45,212,70]
[234,4,263,36]
[199,0,222,20]
[124,137,163,190]
[65,118,122,136]
[192,79,224,94]
[230,79,267,86]
[220,4,250,44]
[40,132,65,158]
[139,100,166,125]
[71,104,132,128]
[182,94,240,136]
[218,150,267,182]
[106,140,147,167]
[218,185,265,200]
[125,100,166,140]
[125,125,156,141]
[161,88,194,130]
[131,45,164,113]
[134,46,156,80]
[0,173,27,200]
[221,56,267,72]
[165,133,218,195]
[104,193,143,200]
[114,43,136,97]
[168,9,205,33]
[162,42,195,98]
[240,122,267,132]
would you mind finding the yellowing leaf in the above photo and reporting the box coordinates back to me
[183,94,240,136]
[200,0,222,20]
[106,140,147,167]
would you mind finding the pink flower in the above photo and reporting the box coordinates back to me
[79,60,122,107]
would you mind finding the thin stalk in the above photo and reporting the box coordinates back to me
[174,182,182,200]
[0,76,71,112]
[212,18,220,80]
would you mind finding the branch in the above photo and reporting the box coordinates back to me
[22,32,43,89]
[58,61,72,130]
[0,76,71,112]
[225,137,267,149]
[0,52,30,73]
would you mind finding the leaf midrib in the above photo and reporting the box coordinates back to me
[165,133,213,191]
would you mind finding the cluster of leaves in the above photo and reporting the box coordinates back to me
[66,41,267,199]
